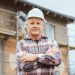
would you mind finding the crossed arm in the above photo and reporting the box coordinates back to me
[16,40,62,66]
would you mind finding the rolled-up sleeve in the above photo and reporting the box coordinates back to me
[16,40,28,61]
[48,39,62,66]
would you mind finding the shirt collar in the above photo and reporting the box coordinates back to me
[23,34,48,40]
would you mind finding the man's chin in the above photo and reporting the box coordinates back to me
[31,33,40,36]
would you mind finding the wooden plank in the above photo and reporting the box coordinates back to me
[0,29,16,36]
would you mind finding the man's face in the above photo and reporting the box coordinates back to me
[27,18,44,36]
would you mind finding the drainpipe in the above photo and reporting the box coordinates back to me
[66,24,70,75]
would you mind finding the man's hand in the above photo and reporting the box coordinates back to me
[46,47,59,56]
[19,53,37,62]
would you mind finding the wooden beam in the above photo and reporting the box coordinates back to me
[0,29,16,36]
[47,11,50,15]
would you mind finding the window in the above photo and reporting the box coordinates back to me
[45,22,55,39]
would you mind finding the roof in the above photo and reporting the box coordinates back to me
[19,0,75,20]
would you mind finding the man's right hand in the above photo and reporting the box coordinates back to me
[19,53,37,62]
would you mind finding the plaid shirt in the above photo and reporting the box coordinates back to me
[16,35,61,75]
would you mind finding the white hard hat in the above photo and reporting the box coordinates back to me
[26,8,45,21]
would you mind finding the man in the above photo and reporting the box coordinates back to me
[16,8,62,75]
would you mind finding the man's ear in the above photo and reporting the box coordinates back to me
[25,21,29,34]
[42,22,45,30]
[26,25,29,34]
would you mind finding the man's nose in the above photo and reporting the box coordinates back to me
[34,23,37,26]
[33,23,38,27]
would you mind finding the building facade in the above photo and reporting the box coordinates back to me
[0,0,74,75]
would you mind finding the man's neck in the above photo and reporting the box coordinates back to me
[29,34,41,41]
